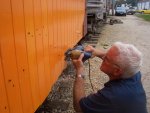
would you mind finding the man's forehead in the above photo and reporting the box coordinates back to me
[107,46,119,57]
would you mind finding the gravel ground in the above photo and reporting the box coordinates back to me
[35,56,109,113]
[36,15,150,113]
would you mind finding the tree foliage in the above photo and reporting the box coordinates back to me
[126,0,138,6]
[116,0,138,6]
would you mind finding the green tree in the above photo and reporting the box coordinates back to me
[126,0,138,6]
[116,0,138,6]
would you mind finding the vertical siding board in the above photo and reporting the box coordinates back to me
[0,0,23,113]
[72,0,75,44]
[41,0,51,95]
[67,0,70,48]
[73,0,75,44]
[79,0,83,40]
[78,0,82,42]
[0,0,86,112]
[70,1,73,45]
[60,0,65,55]
[54,0,58,86]
[79,0,82,39]
[63,0,67,50]
[73,1,76,45]
[61,0,64,50]
[82,0,85,37]
[57,0,63,74]
[23,0,40,110]
[83,0,85,36]
[76,0,80,44]
[65,0,68,50]
[59,0,63,58]
[0,49,9,113]
[52,0,57,84]
[77,0,80,41]
[47,0,55,87]
[74,1,78,44]
[77,1,80,41]
[72,1,74,45]
[57,0,61,73]
[69,0,72,47]
[66,0,70,48]
[33,0,47,102]
[83,0,87,37]
[68,0,72,47]
[60,0,66,70]
[53,0,59,81]
[11,0,34,112]
[71,0,74,46]
[75,1,78,42]
[57,0,61,57]
[80,0,83,39]
[65,0,68,47]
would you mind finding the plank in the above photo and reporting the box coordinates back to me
[33,0,47,103]
[23,0,40,110]
[0,0,23,113]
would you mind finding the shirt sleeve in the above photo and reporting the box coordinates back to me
[79,88,115,113]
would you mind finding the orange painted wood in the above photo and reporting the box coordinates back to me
[0,0,86,112]
[56,0,62,75]
[33,0,47,103]
[0,49,9,113]
[11,0,34,112]
[0,0,23,113]
[63,0,68,50]
[41,0,51,95]
[47,0,55,87]
[23,0,41,110]
[52,0,58,83]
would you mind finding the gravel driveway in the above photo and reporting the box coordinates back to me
[36,15,150,113]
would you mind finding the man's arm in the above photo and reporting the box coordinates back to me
[72,46,106,112]
[73,76,85,112]
[84,45,106,59]
[72,54,85,112]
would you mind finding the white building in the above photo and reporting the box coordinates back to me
[137,0,150,10]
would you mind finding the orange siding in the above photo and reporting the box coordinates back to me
[0,0,85,113]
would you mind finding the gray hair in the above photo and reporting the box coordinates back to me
[111,42,142,78]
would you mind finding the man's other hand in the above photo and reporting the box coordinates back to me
[72,53,84,76]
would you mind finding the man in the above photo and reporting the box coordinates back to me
[72,42,147,113]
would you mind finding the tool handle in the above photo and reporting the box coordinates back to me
[83,51,92,62]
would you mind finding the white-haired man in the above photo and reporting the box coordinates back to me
[73,42,147,113]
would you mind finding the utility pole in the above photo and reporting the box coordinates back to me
[112,0,115,16]
[106,0,108,13]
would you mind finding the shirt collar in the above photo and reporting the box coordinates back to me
[104,71,141,87]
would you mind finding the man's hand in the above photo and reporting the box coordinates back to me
[84,45,96,57]
[84,45,95,52]
[84,45,106,59]
[72,53,84,76]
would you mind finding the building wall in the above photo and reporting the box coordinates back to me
[138,1,150,10]
[0,0,85,113]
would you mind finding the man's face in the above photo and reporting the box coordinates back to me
[100,47,122,79]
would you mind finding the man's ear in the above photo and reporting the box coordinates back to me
[114,68,123,77]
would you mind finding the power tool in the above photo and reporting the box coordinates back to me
[65,45,92,62]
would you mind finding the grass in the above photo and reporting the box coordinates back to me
[136,14,150,22]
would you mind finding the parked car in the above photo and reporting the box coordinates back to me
[127,8,136,15]
[137,9,150,14]
[115,7,127,16]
